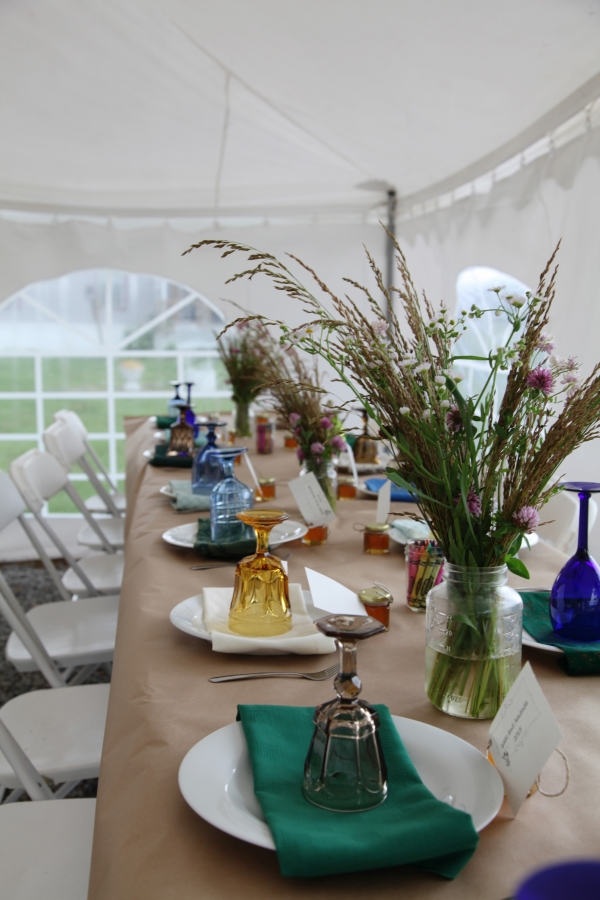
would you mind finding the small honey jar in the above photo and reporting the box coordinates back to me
[359,584,393,631]
[228,428,236,445]
[257,477,276,501]
[302,524,329,546]
[363,522,390,554]
[337,476,357,500]
[284,435,298,451]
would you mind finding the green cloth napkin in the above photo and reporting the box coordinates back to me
[148,444,193,468]
[237,704,479,879]
[156,415,177,429]
[520,590,600,676]
[193,519,257,560]
[168,480,211,513]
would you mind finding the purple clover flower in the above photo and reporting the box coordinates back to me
[296,447,305,462]
[526,366,554,396]
[445,404,463,433]
[330,434,346,451]
[512,506,540,533]
[455,488,482,517]
[289,413,301,426]
[320,416,333,429]
[310,442,325,456]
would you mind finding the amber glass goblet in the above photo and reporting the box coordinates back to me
[228,509,292,637]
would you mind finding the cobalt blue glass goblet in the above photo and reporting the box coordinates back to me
[191,421,227,495]
[550,482,600,642]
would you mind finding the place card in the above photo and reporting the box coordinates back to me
[288,472,336,527]
[376,478,391,523]
[305,567,366,616]
[488,662,563,814]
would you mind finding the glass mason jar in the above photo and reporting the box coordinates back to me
[300,459,337,513]
[234,401,252,438]
[425,564,522,720]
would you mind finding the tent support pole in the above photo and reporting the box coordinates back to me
[386,188,397,321]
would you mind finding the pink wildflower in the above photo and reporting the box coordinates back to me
[561,372,579,386]
[310,442,325,456]
[330,434,346,451]
[231,347,241,355]
[296,447,305,462]
[455,488,482,517]
[235,320,249,329]
[320,416,333,429]
[370,319,389,336]
[289,413,301,426]
[526,366,554,396]
[566,356,578,371]
[512,506,540,533]
[536,332,555,354]
[445,404,463,433]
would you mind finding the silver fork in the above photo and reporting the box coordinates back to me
[209,662,339,683]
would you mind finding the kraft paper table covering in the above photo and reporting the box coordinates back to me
[89,416,600,900]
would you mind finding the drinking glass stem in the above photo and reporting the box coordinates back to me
[335,641,360,701]
[255,526,270,555]
[577,491,590,557]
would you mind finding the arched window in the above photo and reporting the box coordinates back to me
[452,266,531,412]
[0,270,229,511]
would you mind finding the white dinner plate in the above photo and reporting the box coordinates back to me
[179,716,504,849]
[522,628,563,656]
[162,519,308,549]
[170,590,326,654]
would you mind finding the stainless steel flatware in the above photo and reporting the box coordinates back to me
[209,662,339,683]
[190,552,290,571]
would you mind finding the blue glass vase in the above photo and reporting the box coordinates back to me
[550,482,600,642]
[210,448,254,543]
[191,421,227,495]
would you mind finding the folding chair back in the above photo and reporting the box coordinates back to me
[10,450,115,555]
[0,469,27,533]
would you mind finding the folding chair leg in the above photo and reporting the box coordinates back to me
[67,664,100,685]
[3,788,25,804]
[54,780,81,799]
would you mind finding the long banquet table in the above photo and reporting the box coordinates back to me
[88,417,600,900]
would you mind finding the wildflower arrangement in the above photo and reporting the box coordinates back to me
[217,321,269,437]
[186,235,600,718]
[258,346,345,510]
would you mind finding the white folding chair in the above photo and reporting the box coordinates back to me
[53,408,126,514]
[0,719,95,900]
[0,472,117,678]
[43,419,124,549]
[9,452,124,596]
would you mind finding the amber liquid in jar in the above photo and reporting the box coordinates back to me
[302,524,329,546]
[365,604,390,630]
[337,480,357,500]
[257,480,276,501]
[284,435,298,450]
[364,529,390,555]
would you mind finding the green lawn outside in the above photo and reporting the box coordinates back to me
[42,358,107,392]
[0,358,35,391]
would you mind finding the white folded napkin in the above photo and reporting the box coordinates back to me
[202,583,336,655]
[390,518,432,542]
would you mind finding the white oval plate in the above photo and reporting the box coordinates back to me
[170,590,326,654]
[522,628,563,656]
[179,716,504,850]
[162,519,308,550]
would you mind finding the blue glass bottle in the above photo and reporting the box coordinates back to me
[191,421,227,495]
[550,482,600,642]
[210,448,254,543]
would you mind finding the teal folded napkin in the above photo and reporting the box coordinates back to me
[156,415,177,429]
[168,480,211,513]
[520,590,600,676]
[238,704,479,879]
[148,445,193,468]
[194,519,257,560]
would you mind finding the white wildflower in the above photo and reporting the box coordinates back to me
[440,399,450,408]
[399,406,410,415]
[422,409,431,420]
[399,358,417,368]
[370,319,389,336]
[415,362,431,373]
[434,375,446,384]
[488,285,506,293]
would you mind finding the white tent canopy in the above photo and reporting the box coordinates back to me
[1,0,600,217]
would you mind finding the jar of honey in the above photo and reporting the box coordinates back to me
[363,522,390,554]
[257,477,276,501]
[302,524,329,546]
[358,584,393,630]
[284,435,298,450]
[337,477,357,500]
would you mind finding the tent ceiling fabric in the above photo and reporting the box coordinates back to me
[2,0,600,215]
